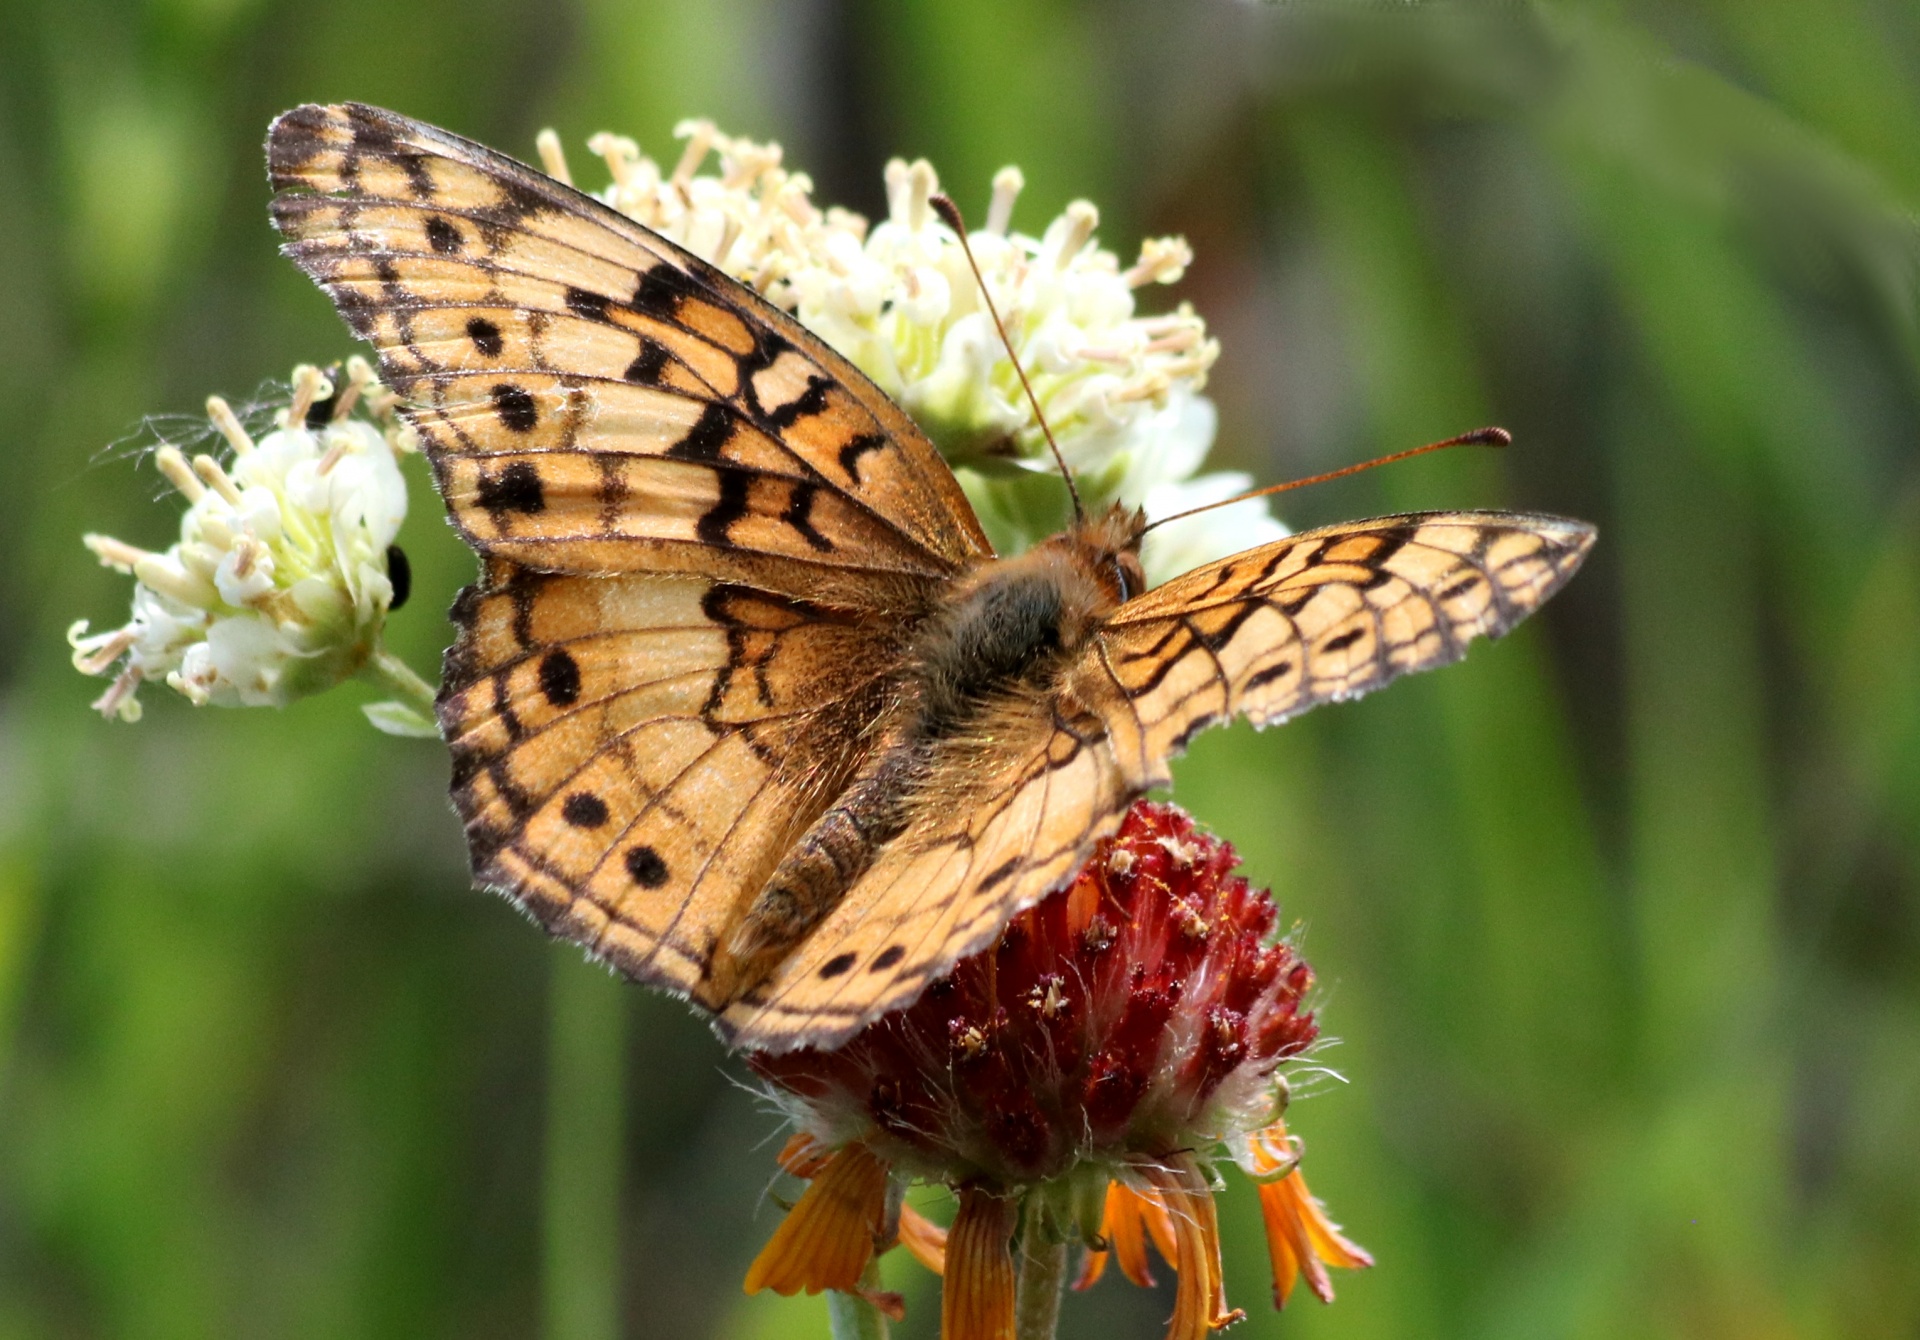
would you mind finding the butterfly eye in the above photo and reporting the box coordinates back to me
[1113,553,1144,602]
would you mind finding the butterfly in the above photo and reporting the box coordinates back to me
[267,103,1594,1052]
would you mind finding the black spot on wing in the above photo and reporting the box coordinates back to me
[467,317,503,357]
[538,649,581,706]
[783,484,834,553]
[667,403,734,462]
[424,215,464,254]
[837,433,887,482]
[870,945,907,971]
[1169,711,1220,754]
[980,856,1022,892]
[477,461,545,515]
[626,846,669,888]
[565,287,612,322]
[491,383,538,432]
[818,952,857,979]
[491,673,524,741]
[1243,658,1295,692]
[697,472,752,546]
[562,792,609,828]
[765,375,832,430]
[624,338,671,385]
[632,264,699,321]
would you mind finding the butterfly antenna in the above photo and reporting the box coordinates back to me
[930,192,1084,523]
[1141,427,1512,533]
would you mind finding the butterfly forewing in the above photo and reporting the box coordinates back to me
[267,102,992,593]
[1092,512,1596,789]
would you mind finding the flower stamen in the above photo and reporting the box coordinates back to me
[153,446,205,502]
[204,395,253,455]
[82,534,151,573]
[191,454,244,506]
[535,128,572,185]
[985,166,1024,236]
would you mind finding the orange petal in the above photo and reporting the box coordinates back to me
[1257,1167,1371,1307]
[1137,1185,1179,1273]
[1196,1184,1243,1331]
[942,1187,1018,1340]
[1244,1120,1299,1179]
[898,1202,949,1275]
[743,1143,888,1297]
[1071,1242,1109,1292]
[1145,1155,1241,1339]
[1104,1182,1163,1288]
[1302,1184,1374,1273]
[777,1131,834,1179]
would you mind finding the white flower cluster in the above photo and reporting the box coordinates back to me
[69,362,425,728]
[546,121,1285,582]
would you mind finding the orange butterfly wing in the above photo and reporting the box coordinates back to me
[267,102,991,595]
[722,692,1132,1048]
[1093,512,1597,789]
[267,103,986,1009]
[439,559,903,1002]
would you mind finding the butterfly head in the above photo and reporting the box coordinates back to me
[1057,502,1149,605]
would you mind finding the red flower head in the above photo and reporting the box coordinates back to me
[744,800,1370,1337]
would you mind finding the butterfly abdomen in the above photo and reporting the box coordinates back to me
[711,750,920,1001]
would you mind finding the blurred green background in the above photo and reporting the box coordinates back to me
[4,0,1918,1336]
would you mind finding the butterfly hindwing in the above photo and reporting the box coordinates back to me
[267,102,992,596]
[440,557,905,1000]
[1091,512,1596,789]
[721,692,1133,1048]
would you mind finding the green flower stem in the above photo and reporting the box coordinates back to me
[542,959,627,1340]
[364,644,439,716]
[826,1261,890,1340]
[1015,1233,1068,1340]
